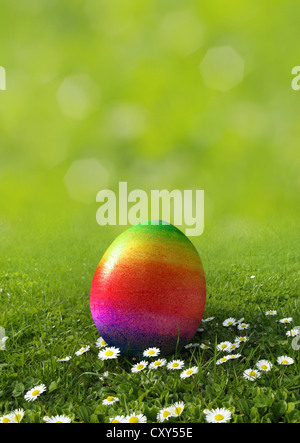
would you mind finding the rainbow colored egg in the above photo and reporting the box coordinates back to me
[90,221,206,357]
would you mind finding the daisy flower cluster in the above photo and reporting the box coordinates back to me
[0,409,25,423]
[157,402,185,422]
[110,413,147,423]
[0,306,297,424]
[0,375,72,423]
[213,313,296,378]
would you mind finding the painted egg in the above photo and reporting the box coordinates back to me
[90,221,206,357]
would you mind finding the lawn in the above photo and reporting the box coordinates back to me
[0,222,299,423]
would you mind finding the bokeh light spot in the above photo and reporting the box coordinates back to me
[199,46,245,92]
[57,74,100,120]
[64,158,109,204]
[106,103,148,140]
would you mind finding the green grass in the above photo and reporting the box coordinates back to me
[0,224,299,423]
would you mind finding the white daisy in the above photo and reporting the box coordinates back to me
[234,336,248,344]
[265,310,277,316]
[202,317,214,323]
[229,342,240,352]
[286,329,300,337]
[279,318,293,324]
[204,407,231,423]
[95,337,108,348]
[109,416,125,423]
[124,413,147,423]
[243,369,261,381]
[102,396,119,405]
[11,409,25,423]
[216,341,232,352]
[143,347,160,358]
[167,360,185,370]
[0,414,14,423]
[131,361,148,373]
[149,359,167,369]
[227,353,242,360]
[222,318,236,327]
[200,343,210,350]
[75,346,90,356]
[98,346,120,360]
[44,415,71,423]
[216,356,230,365]
[277,356,294,366]
[237,323,249,331]
[24,384,47,402]
[256,360,273,372]
[57,356,72,362]
[180,366,198,379]
[171,401,185,417]
[157,407,173,422]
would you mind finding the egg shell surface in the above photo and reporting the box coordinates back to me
[90,221,206,357]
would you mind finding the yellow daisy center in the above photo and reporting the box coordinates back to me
[282,360,289,364]
[186,370,193,375]
[15,414,22,422]
[172,363,179,367]
[111,419,119,423]
[129,416,139,423]
[162,411,170,418]
[105,350,114,357]
[221,344,227,349]
[148,350,155,355]
[32,389,40,396]
[284,320,288,323]
[174,407,182,415]
[137,364,144,370]
[221,358,227,362]
[228,322,232,325]
[215,414,224,421]
[261,365,268,370]
[107,396,115,402]
[55,421,63,423]
[154,361,161,366]
[249,371,256,377]
[203,345,209,349]
[101,340,106,345]
[2,418,10,423]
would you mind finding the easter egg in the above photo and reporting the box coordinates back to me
[90,221,206,357]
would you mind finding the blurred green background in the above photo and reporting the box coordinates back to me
[0,0,300,268]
